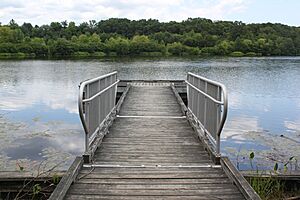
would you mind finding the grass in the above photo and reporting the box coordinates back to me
[249,173,283,199]
[246,152,299,200]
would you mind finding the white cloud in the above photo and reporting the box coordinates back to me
[222,115,262,140]
[228,92,241,109]
[0,80,78,114]
[285,120,300,132]
[0,0,250,25]
[176,0,248,21]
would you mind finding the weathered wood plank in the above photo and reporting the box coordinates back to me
[79,169,225,176]
[75,178,231,184]
[101,141,200,145]
[70,183,241,190]
[96,149,208,154]
[67,188,241,196]
[97,145,205,151]
[93,151,208,155]
[76,172,229,179]
[49,157,83,200]
[65,194,245,200]
[93,155,211,161]
[79,167,223,173]
[92,159,212,164]
[0,171,65,181]
[89,162,214,166]
[96,149,207,154]
[221,157,261,200]
[241,170,300,181]
[103,136,198,140]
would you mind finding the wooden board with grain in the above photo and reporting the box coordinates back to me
[64,85,247,199]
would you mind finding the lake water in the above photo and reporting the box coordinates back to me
[0,57,299,171]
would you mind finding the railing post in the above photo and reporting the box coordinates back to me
[83,98,91,163]
[216,87,221,156]
[85,86,90,154]
[114,78,117,107]
[203,81,208,137]
[186,74,190,112]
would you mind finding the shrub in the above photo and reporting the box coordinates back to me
[71,51,90,58]
[139,52,163,57]
[200,47,216,56]
[230,51,244,57]
[0,53,13,59]
[245,52,257,57]
[91,52,106,57]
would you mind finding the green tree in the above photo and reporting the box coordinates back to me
[167,42,199,56]
[0,43,17,53]
[12,29,24,43]
[90,33,101,43]
[0,27,14,43]
[215,40,233,55]
[9,19,19,29]
[64,22,77,39]
[130,35,164,55]
[235,38,254,53]
[182,31,204,47]
[49,38,76,56]
[1,17,300,59]
[0,27,24,43]
[106,37,130,55]
[276,37,296,55]
[30,37,48,56]
[21,23,33,37]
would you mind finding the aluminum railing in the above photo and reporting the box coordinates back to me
[186,72,228,156]
[78,71,119,153]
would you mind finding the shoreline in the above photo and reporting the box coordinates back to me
[1,54,300,61]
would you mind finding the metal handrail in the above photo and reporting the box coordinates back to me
[185,81,224,105]
[78,71,119,153]
[186,72,228,156]
[82,81,120,103]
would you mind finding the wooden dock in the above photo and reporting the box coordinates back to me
[50,80,260,200]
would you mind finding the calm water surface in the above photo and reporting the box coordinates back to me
[0,57,299,171]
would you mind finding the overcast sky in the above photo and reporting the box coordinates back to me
[0,0,299,26]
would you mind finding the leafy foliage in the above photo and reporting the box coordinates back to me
[1,18,300,58]
[246,152,299,200]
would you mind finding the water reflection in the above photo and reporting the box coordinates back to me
[0,57,300,171]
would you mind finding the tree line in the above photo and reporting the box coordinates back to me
[0,18,300,59]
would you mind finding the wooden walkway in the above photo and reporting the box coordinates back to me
[51,83,260,200]
[50,82,260,200]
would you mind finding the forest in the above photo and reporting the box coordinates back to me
[0,18,300,59]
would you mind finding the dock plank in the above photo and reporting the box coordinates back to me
[65,195,245,200]
[64,85,246,199]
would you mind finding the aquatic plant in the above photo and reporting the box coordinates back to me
[13,160,64,200]
[247,152,300,200]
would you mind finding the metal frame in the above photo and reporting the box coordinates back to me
[186,72,228,156]
[78,71,119,154]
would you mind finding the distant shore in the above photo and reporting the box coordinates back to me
[1,18,300,60]
[1,52,300,61]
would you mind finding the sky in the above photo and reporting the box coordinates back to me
[0,0,299,26]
